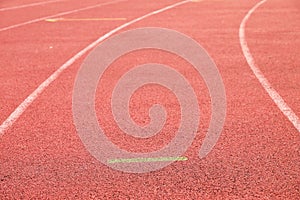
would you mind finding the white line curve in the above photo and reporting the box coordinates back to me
[239,0,300,132]
[0,0,191,136]
[0,0,125,32]
[0,0,64,12]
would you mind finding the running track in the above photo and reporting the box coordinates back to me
[0,0,299,198]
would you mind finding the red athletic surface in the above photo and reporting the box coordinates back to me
[0,0,299,199]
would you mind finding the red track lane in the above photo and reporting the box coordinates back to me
[0,0,122,29]
[0,0,299,199]
[0,0,56,9]
[245,0,300,115]
[0,0,176,124]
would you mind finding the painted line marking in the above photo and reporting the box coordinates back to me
[190,0,219,2]
[0,0,193,137]
[0,0,64,12]
[108,156,188,164]
[0,0,126,32]
[45,17,127,22]
[239,0,300,132]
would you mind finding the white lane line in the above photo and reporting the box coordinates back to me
[239,0,300,132]
[0,0,64,12]
[45,17,127,22]
[0,0,192,136]
[0,0,126,32]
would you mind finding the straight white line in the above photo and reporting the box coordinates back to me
[0,0,126,32]
[239,0,300,132]
[0,0,191,136]
[0,0,63,12]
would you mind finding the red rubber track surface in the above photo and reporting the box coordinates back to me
[0,0,57,8]
[0,0,114,28]
[0,0,299,199]
[246,0,300,115]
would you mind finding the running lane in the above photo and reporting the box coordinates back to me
[245,0,300,116]
[0,0,60,9]
[0,0,299,199]
[0,0,124,29]
[0,0,176,124]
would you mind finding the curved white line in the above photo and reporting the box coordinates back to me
[0,0,125,32]
[239,0,300,132]
[0,0,191,136]
[0,0,63,12]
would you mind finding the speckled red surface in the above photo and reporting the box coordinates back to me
[0,0,299,199]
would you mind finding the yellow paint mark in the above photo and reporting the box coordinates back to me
[45,18,127,22]
[45,18,60,22]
